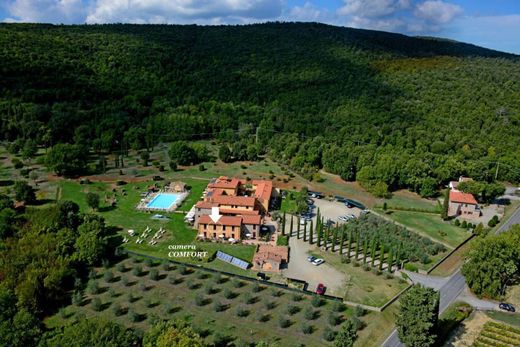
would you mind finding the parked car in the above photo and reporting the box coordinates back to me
[338,216,348,222]
[307,256,317,263]
[499,303,516,312]
[316,283,326,295]
[311,258,325,266]
[307,199,314,205]
[300,218,307,225]
[257,272,267,281]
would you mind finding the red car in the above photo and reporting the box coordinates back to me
[316,283,326,295]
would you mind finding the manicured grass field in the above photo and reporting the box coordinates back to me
[485,312,520,329]
[46,256,372,347]
[381,210,471,248]
[381,190,440,212]
[309,248,409,307]
[57,179,257,274]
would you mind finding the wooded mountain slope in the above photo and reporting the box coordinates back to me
[1,22,519,192]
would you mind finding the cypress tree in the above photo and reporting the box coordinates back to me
[303,220,307,241]
[354,232,360,260]
[371,238,377,267]
[331,227,338,252]
[339,229,345,255]
[379,243,385,272]
[309,219,314,244]
[317,223,322,248]
[387,248,393,273]
[324,224,330,251]
[282,212,286,236]
[441,189,450,220]
[363,237,369,264]
[396,243,402,270]
[289,215,294,237]
[347,229,353,258]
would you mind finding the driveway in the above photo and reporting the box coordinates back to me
[283,236,346,297]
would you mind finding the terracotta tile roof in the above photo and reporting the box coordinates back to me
[208,177,240,190]
[212,195,256,207]
[195,201,218,209]
[252,180,273,203]
[253,245,288,263]
[220,208,259,215]
[242,215,262,225]
[198,215,242,227]
[450,191,478,205]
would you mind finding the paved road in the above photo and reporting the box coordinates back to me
[496,204,520,234]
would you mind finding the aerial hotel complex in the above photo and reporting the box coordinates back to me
[194,177,276,241]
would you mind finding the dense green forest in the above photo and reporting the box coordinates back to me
[1,22,519,196]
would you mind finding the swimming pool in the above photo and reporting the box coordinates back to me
[146,193,180,210]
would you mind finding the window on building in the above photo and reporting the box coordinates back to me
[253,224,257,230]
[213,225,216,230]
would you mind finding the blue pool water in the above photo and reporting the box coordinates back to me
[146,193,180,210]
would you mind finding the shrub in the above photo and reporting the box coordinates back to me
[291,294,303,302]
[252,283,261,293]
[264,301,276,310]
[132,265,143,276]
[169,274,182,285]
[404,263,418,272]
[195,293,206,306]
[278,317,291,328]
[87,280,99,294]
[197,272,209,279]
[144,258,153,267]
[223,288,235,299]
[186,280,198,289]
[243,293,256,305]
[236,306,249,317]
[116,263,126,272]
[204,284,214,295]
[232,279,244,288]
[311,295,323,307]
[178,265,188,275]
[149,269,159,281]
[72,291,83,306]
[91,297,102,312]
[102,259,110,269]
[213,273,224,284]
[286,305,300,315]
[354,305,366,317]
[112,303,124,316]
[103,270,114,283]
[332,301,345,312]
[304,307,318,320]
[108,288,117,298]
[323,327,336,341]
[139,281,147,292]
[213,301,226,312]
[161,261,170,271]
[271,289,283,297]
[350,317,366,331]
[128,309,139,322]
[256,312,270,322]
[301,323,313,334]
[328,313,341,326]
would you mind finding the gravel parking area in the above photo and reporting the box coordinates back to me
[311,197,362,225]
[283,237,346,297]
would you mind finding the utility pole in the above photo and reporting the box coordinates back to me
[495,162,500,181]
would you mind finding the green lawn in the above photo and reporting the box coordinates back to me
[381,210,471,248]
[381,190,440,212]
[57,179,257,275]
[486,311,520,328]
[45,256,365,347]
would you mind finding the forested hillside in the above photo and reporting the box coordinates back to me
[1,22,519,195]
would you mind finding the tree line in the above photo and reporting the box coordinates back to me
[0,23,518,195]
